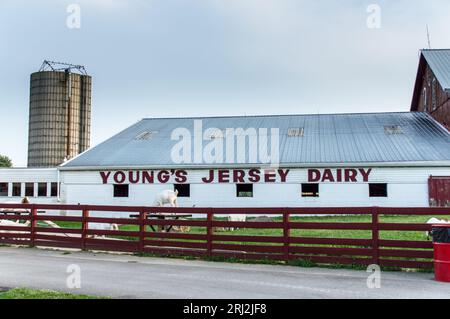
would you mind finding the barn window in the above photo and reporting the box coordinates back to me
[432,78,437,111]
[369,183,387,197]
[0,183,8,196]
[236,184,253,197]
[174,184,190,197]
[25,183,34,197]
[12,183,21,197]
[423,87,428,112]
[113,184,129,197]
[50,182,58,197]
[301,184,319,197]
[37,183,47,197]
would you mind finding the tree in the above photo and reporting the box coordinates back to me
[0,155,12,168]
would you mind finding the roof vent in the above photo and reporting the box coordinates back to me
[384,125,403,135]
[135,131,157,140]
[287,128,304,137]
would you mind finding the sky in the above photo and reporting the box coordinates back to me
[1,0,449,167]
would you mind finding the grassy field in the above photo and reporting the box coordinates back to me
[0,288,103,299]
[18,214,448,272]
[52,214,448,242]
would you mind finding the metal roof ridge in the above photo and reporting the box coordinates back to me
[421,49,450,51]
[141,111,415,121]
[58,160,450,171]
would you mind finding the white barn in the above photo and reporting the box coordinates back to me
[1,112,450,208]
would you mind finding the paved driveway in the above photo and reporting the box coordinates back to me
[0,247,449,298]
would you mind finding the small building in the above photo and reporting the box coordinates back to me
[2,112,449,209]
[411,49,450,130]
[0,168,59,204]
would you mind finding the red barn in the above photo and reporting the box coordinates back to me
[411,49,450,130]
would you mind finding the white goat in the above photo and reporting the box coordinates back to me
[227,214,247,231]
[0,219,30,228]
[154,189,179,207]
[88,223,119,231]
[426,217,450,239]
[0,220,31,239]
[88,223,119,238]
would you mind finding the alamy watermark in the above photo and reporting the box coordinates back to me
[66,4,81,29]
[366,264,381,289]
[66,264,81,289]
[170,120,280,167]
[366,4,381,29]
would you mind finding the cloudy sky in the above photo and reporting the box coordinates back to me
[1,0,449,167]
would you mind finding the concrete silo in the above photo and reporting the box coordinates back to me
[27,61,92,167]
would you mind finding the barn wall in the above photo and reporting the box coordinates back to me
[416,64,450,129]
[60,167,450,208]
[0,168,59,204]
[1,167,447,209]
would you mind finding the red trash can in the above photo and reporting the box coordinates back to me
[432,224,450,283]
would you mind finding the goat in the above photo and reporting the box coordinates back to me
[88,223,119,231]
[0,220,31,240]
[227,214,247,231]
[0,220,30,228]
[88,223,119,238]
[154,189,179,207]
[426,217,450,239]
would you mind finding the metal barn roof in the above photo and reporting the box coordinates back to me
[422,49,450,92]
[61,112,450,169]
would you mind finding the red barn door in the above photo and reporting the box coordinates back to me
[429,176,450,207]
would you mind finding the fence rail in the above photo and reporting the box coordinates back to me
[1,204,449,269]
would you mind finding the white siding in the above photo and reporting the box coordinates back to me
[60,167,450,208]
[1,167,447,208]
[0,168,59,204]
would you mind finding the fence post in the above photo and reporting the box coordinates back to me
[371,207,380,266]
[283,210,290,262]
[81,209,89,251]
[206,210,213,257]
[139,209,146,254]
[30,205,37,248]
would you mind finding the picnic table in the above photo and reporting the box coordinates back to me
[130,212,193,232]
[1,208,31,216]
[0,208,46,216]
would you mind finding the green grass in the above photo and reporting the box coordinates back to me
[106,214,447,242]
[42,214,445,250]
[0,288,104,299]
[24,214,447,272]
[45,214,448,242]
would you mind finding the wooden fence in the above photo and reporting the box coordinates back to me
[1,204,449,269]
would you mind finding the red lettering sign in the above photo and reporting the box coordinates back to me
[113,171,126,184]
[99,168,373,184]
[157,170,170,183]
[264,170,276,183]
[233,170,245,183]
[248,169,261,183]
[218,170,230,183]
[307,168,372,183]
[202,170,214,183]
[128,171,140,184]
[175,170,188,183]
[142,171,154,183]
[100,171,111,184]
[308,169,321,182]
